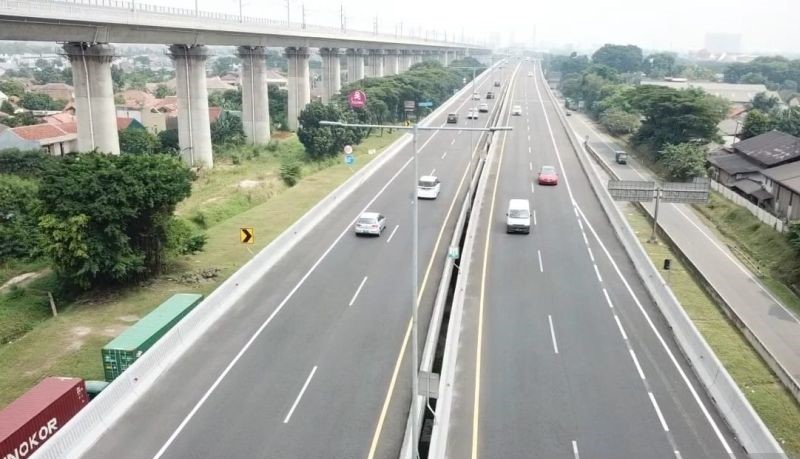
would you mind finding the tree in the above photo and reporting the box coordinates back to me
[659,143,708,181]
[268,85,288,130]
[0,79,26,98]
[0,112,40,128]
[775,106,800,137]
[211,56,239,76]
[600,108,640,135]
[210,114,245,146]
[133,55,151,69]
[119,128,160,155]
[0,149,54,177]
[643,52,676,78]
[741,72,768,84]
[751,91,781,113]
[155,84,174,99]
[297,101,364,160]
[20,92,66,111]
[740,109,774,140]
[591,44,643,74]
[158,129,180,153]
[208,88,242,111]
[1,100,15,115]
[37,153,194,289]
[0,175,40,262]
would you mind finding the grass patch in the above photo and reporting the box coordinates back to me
[623,204,800,456]
[0,131,401,407]
[693,192,800,316]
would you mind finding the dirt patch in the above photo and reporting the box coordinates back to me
[118,315,139,323]
[102,324,129,337]
[237,179,263,189]
[68,326,92,351]
[202,196,224,205]
[0,269,51,293]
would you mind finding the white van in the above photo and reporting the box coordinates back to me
[506,199,531,234]
[417,176,441,199]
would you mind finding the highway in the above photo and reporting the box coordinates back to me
[80,64,510,459]
[441,61,746,459]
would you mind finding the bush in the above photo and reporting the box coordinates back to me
[0,175,41,261]
[279,159,302,187]
[266,139,280,152]
[0,149,55,178]
[119,128,159,155]
[165,217,207,256]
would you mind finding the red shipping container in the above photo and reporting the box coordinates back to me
[0,377,88,459]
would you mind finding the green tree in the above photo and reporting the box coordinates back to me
[775,106,800,137]
[1,100,15,115]
[643,52,676,78]
[741,72,767,84]
[268,85,288,130]
[740,109,775,139]
[1,112,40,128]
[0,149,53,177]
[297,101,364,159]
[37,153,194,289]
[211,56,239,76]
[158,129,180,153]
[20,92,65,111]
[210,114,245,146]
[0,175,40,261]
[0,79,26,98]
[133,55,151,69]
[591,44,643,74]
[751,92,781,113]
[119,128,160,155]
[600,108,640,135]
[658,143,708,181]
[155,84,174,98]
[208,88,242,111]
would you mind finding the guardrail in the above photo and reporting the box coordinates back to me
[31,69,497,459]
[542,75,786,457]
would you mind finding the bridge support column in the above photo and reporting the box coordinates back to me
[237,46,270,145]
[366,49,385,78]
[319,47,342,103]
[346,48,365,82]
[399,50,412,72]
[384,50,400,76]
[442,51,450,66]
[63,42,119,155]
[286,46,310,131]
[169,44,213,168]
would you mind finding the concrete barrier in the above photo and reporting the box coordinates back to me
[32,64,499,459]
[541,76,786,457]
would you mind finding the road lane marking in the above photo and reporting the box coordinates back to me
[533,210,537,226]
[530,182,535,194]
[587,246,595,262]
[442,151,448,159]
[430,168,436,175]
[593,263,602,283]
[527,134,531,142]
[529,161,533,171]
[572,440,580,459]
[538,249,544,273]
[548,314,559,354]
[630,349,646,380]
[582,231,589,245]
[649,392,670,432]
[451,138,456,145]
[577,218,585,233]
[674,450,683,459]
[348,276,368,307]
[614,314,628,340]
[386,224,400,242]
[528,146,532,154]
[602,288,613,309]
[283,366,318,423]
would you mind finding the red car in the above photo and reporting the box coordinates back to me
[538,165,559,185]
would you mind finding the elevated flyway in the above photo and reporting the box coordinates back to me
[74,66,511,458]
[0,0,487,50]
[437,61,747,459]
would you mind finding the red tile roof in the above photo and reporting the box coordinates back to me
[11,123,75,141]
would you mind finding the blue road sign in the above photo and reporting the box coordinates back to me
[345,154,355,165]
[418,101,434,107]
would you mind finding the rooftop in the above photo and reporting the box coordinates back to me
[763,161,800,195]
[11,122,75,142]
[733,130,800,167]
[708,152,762,175]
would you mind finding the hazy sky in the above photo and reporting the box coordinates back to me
[154,0,799,54]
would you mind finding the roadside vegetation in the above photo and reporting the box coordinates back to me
[624,205,800,456]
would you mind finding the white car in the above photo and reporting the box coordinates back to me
[417,176,441,199]
[472,93,481,100]
[478,102,489,113]
[527,71,534,77]
[354,212,386,236]
[511,105,522,116]
[467,109,479,119]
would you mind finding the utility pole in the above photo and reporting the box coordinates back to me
[340,3,344,31]
[301,3,306,29]
[285,0,290,24]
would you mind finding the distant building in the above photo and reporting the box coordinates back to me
[762,162,800,220]
[149,76,237,94]
[0,122,77,155]
[704,33,742,54]
[640,80,779,106]
[29,82,73,102]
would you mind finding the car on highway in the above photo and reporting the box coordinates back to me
[486,91,495,99]
[467,109,479,119]
[472,93,481,100]
[506,199,531,234]
[417,175,441,199]
[527,71,534,77]
[511,105,522,116]
[537,165,559,186]
[494,81,501,87]
[447,113,459,123]
[478,102,489,113]
[354,212,386,236]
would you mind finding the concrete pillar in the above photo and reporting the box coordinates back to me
[366,49,385,78]
[169,44,213,168]
[416,52,425,64]
[63,42,119,155]
[346,48,365,83]
[319,47,342,103]
[286,46,311,132]
[237,46,270,145]
[384,50,400,75]
[399,51,412,72]
[442,51,450,66]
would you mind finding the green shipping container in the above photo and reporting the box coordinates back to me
[102,293,203,381]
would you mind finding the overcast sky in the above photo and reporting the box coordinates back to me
[157,0,799,54]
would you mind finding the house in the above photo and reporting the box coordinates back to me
[0,122,77,155]
[708,130,800,206]
[266,70,288,89]
[762,162,800,220]
[29,82,74,102]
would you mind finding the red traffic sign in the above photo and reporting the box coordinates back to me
[348,90,366,109]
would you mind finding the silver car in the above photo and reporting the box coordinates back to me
[354,212,386,236]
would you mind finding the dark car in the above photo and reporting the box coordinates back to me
[494,81,501,87]
[447,113,459,123]
[486,91,495,99]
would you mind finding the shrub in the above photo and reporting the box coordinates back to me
[279,159,302,187]
[0,175,40,261]
[165,217,207,256]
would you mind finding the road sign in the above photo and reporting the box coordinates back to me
[418,101,433,108]
[344,154,354,165]
[404,100,416,111]
[348,90,366,109]
[343,144,353,155]
[660,180,710,203]
[448,246,460,260]
[240,228,254,244]
[607,180,656,202]
[418,371,440,399]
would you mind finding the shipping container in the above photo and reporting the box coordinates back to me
[0,377,88,459]
[102,293,203,381]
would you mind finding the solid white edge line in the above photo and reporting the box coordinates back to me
[386,225,400,243]
[538,249,544,273]
[602,288,614,309]
[548,314,559,354]
[283,366,318,423]
[348,276,368,307]
[572,440,580,459]
[649,392,670,432]
[614,314,628,340]
[593,263,603,283]
[630,349,646,380]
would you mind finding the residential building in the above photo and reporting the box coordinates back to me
[708,131,800,206]
[0,122,77,155]
[762,162,800,220]
[29,82,73,102]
